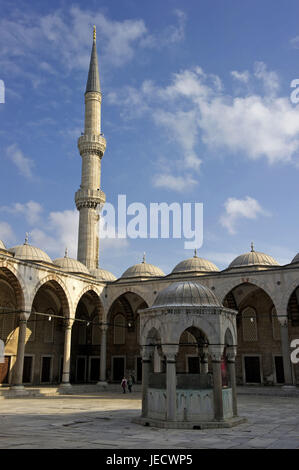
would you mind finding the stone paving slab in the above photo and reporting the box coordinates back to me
[0,392,298,449]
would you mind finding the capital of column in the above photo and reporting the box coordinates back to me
[19,312,30,322]
[64,318,74,329]
[100,323,108,333]
[162,344,179,361]
[226,345,237,363]
[279,315,288,327]
[209,344,224,362]
[141,345,155,361]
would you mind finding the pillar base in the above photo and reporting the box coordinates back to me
[9,385,29,396]
[132,416,247,429]
[96,381,108,389]
[58,383,73,394]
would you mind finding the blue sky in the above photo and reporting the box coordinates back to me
[1,0,299,277]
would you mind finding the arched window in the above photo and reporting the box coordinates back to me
[114,314,125,345]
[271,307,281,341]
[242,307,258,342]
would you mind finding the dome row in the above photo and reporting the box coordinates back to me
[0,240,115,281]
[1,238,299,281]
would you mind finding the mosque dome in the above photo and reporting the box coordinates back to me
[9,236,52,264]
[152,281,221,309]
[0,240,6,250]
[228,243,279,269]
[172,250,219,274]
[90,267,116,281]
[53,250,90,275]
[121,254,165,279]
[291,253,299,264]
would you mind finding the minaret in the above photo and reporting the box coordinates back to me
[75,26,106,270]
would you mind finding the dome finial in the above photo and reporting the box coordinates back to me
[24,233,29,245]
[65,248,68,258]
[194,248,198,258]
[251,241,254,252]
[142,252,146,263]
[93,25,96,42]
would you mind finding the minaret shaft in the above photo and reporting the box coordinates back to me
[75,29,106,271]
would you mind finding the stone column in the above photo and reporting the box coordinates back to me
[209,345,224,421]
[227,346,238,417]
[153,345,162,373]
[97,324,108,388]
[163,345,179,422]
[141,347,152,418]
[280,317,293,385]
[60,318,74,389]
[200,346,209,374]
[11,313,29,390]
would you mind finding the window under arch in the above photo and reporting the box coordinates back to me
[242,307,258,342]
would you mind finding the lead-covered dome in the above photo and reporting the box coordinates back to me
[291,253,299,264]
[228,243,279,269]
[172,250,219,275]
[121,254,165,279]
[90,267,116,281]
[53,251,90,275]
[9,238,52,264]
[152,281,221,308]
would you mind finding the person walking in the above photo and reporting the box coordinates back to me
[127,375,133,393]
[121,377,127,394]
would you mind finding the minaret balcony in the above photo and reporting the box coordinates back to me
[75,188,106,210]
[78,134,106,157]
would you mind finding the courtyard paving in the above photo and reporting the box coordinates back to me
[0,391,298,449]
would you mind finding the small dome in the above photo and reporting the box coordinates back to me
[228,243,279,269]
[0,240,6,250]
[9,240,52,264]
[172,250,219,274]
[291,253,299,264]
[152,281,221,308]
[121,255,164,279]
[90,267,116,281]
[53,253,90,275]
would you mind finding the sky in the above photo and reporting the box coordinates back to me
[1,0,299,277]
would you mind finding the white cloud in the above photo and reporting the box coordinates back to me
[0,222,15,245]
[220,196,269,234]
[0,201,43,225]
[109,61,299,185]
[254,61,279,96]
[231,70,250,83]
[6,144,34,179]
[154,109,202,172]
[153,173,197,192]
[290,36,299,49]
[141,9,186,48]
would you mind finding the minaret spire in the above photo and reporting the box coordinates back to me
[85,25,100,95]
[75,26,106,270]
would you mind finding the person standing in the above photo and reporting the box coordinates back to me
[121,377,127,394]
[127,375,133,393]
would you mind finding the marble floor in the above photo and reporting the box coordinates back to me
[0,391,298,449]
